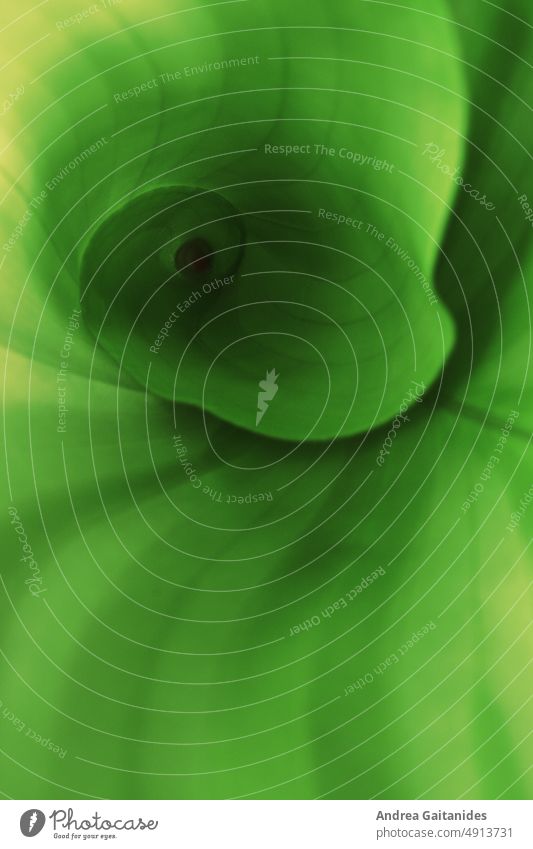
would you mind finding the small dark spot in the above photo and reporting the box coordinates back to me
[174,237,213,276]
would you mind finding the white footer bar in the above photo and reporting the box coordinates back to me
[0,800,530,848]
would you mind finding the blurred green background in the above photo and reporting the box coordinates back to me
[0,0,531,799]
